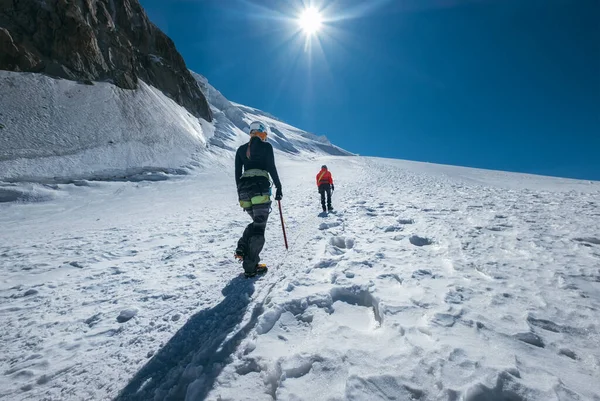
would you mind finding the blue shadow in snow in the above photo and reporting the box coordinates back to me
[115,275,258,400]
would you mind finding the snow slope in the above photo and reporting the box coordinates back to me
[0,70,349,186]
[1,157,599,401]
[0,71,209,183]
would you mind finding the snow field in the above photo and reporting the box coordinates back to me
[203,159,600,401]
[1,157,599,400]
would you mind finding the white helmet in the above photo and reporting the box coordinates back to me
[249,121,268,135]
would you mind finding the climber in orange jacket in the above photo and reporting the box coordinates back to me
[316,165,334,212]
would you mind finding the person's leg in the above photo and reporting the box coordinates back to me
[236,181,253,258]
[326,187,332,211]
[320,187,326,211]
[242,202,271,274]
[236,208,253,258]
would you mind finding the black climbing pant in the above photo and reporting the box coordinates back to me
[237,177,271,274]
[319,183,332,211]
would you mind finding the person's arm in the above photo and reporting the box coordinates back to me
[266,144,282,189]
[235,147,243,187]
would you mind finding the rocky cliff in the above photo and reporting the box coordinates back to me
[0,0,211,121]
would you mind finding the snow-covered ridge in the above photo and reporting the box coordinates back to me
[191,71,352,156]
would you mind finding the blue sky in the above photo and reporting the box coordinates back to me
[140,0,600,180]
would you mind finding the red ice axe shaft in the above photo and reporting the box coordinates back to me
[278,200,289,250]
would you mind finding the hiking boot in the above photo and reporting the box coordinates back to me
[244,264,268,278]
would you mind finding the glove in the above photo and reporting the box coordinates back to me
[332,184,335,191]
[275,187,283,201]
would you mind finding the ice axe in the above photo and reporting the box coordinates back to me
[278,200,289,250]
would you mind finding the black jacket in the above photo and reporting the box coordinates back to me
[235,138,282,189]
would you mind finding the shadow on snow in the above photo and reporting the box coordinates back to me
[116,275,260,401]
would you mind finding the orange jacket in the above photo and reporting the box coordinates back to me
[316,169,333,186]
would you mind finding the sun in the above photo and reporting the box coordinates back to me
[298,7,322,35]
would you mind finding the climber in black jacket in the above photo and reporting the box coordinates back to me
[234,121,282,277]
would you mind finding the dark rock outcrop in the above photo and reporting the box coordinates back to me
[0,0,211,121]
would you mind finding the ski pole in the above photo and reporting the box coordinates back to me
[278,200,289,250]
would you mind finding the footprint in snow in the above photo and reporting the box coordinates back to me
[330,286,383,325]
[573,237,600,246]
[361,206,377,216]
[117,309,138,323]
[69,261,84,268]
[313,259,337,269]
[513,331,545,348]
[255,287,382,336]
[23,289,39,296]
[330,236,354,249]
[444,287,473,304]
[110,266,125,275]
[558,348,577,360]
[411,269,433,279]
[384,225,403,233]
[409,235,433,247]
[397,218,415,225]
[526,315,584,335]
[464,373,528,401]
[487,224,512,232]
[377,273,403,284]
[526,316,563,333]
[319,221,341,230]
[432,311,461,327]
[85,313,102,327]
[351,260,374,268]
